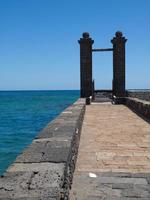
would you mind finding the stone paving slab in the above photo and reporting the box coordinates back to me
[70,172,150,200]
[75,104,150,173]
[70,104,150,199]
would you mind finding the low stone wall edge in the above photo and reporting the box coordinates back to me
[125,97,150,121]
[127,91,150,101]
[0,98,86,200]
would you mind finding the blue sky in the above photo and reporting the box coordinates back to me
[0,0,150,90]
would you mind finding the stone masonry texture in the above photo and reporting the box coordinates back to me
[0,98,86,200]
[125,97,150,121]
[70,103,150,200]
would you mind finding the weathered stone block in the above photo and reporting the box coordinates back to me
[15,137,71,163]
[0,163,65,199]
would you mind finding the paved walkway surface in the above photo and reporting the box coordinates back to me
[70,104,150,200]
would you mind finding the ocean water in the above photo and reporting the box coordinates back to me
[0,90,79,175]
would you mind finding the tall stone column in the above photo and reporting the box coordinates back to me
[111,31,127,97]
[78,32,94,98]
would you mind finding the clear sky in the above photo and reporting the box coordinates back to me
[0,0,150,90]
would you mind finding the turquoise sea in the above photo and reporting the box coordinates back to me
[0,90,79,175]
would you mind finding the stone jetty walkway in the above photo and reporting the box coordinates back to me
[70,104,150,200]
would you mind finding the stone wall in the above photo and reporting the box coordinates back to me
[127,91,150,101]
[125,97,150,121]
[0,98,86,200]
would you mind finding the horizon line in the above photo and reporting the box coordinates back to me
[0,88,150,92]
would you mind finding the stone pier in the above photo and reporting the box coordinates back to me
[70,103,150,199]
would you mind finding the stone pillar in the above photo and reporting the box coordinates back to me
[78,32,94,98]
[111,31,127,97]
